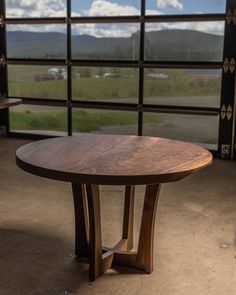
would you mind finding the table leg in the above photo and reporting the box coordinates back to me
[72,183,89,257]
[122,185,135,251]
[86,184,103,281]
[72,183,161,280]
[136,184,161,273]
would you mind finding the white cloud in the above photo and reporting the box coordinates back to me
[86,0,139,16]
[157,0,183,10]
[86,0,162,16]
[6,0,66,17]
[76,0,161,37]
[72,23,138,38]
[7,24,67,34]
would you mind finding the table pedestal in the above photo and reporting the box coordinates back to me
[72,183,161,281]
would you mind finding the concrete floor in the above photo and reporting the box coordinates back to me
[0,138,236,295]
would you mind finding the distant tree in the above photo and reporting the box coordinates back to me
[79,68,91,78]
[97,68,104,78]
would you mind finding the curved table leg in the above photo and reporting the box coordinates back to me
[111,184,161,273]
[136,184,161,273]
[72,183,161,281]
[122,185,135,251]
[86,184,103,281]
[72,183,89,258]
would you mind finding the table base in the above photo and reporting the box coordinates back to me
[72,183,161,281]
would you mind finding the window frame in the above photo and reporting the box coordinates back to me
[0,0,235,158]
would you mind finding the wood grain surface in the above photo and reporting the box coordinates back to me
[0,98,22,109]
[16,134,213,185]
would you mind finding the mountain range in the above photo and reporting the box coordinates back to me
[7,29,224,61]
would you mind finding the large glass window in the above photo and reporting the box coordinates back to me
[143,113,219,150]
[72,67,138,103]
[72,24,140,60]
[8,65,67,100]
[7,25,67,59]
[146,0,226,15]
[71,0,140,17]
[2,0,227,152]
[72,109,138,135]
[145,22,224,61]
[6,0,67,18]
[144,69,222,107]
[10,105,67,136]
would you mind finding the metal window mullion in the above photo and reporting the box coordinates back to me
[138,0,146,136]
[67,0,72,136]
[71,59,139,67]
[6,17,66,25]
[71,16,140,24]
[5,14,226,25]
[145,13,225,23]
[0,0,9,135]
[0,0,7,97]
[218,0,236,159]
[144,61,222,69]
[7,58,67,66]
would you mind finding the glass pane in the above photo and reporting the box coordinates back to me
[146,0,226,15]
[72,0,140,17]
[72,24,139,60]
[10,105,67,136]
[144,69,221,107]
[145,22,224,61]
[6,0,66,18]
[7,25,67,59]
[72,67,138,103]
[72,109,138,135]
[8,65,67,99]
[143,113,219,150]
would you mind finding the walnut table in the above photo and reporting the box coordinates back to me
[0,98,22,109]
[16,134,213,281]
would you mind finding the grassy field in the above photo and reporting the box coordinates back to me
[10,110,218,145]
[8,66,220,100]
[10,110,159,132]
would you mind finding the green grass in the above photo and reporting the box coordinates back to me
[8,80,67,99]
[10,111,67,131]
[8,65,220,100]
[73,78,138,100]
[10,110,217,144]
[9,77,220,100]
[10,110,156,132]
[144,78,220,97]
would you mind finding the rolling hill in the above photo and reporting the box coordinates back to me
[6,29,224,61]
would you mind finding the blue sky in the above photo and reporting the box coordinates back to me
[72,0,226,16]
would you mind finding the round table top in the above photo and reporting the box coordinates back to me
[16,134,213,185]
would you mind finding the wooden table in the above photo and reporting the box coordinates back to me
[16,134,213,281]
[0,98,22,109]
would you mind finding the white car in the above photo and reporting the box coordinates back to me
[48,68,67,80]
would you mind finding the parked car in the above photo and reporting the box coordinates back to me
[48,68,67,80]
[147,73,169,80]
[103,72,121,79]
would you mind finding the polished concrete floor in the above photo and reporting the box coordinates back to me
[0,138,236,295]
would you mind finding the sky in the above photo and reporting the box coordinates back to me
[71,0,225,16]
[5,0,226,37]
